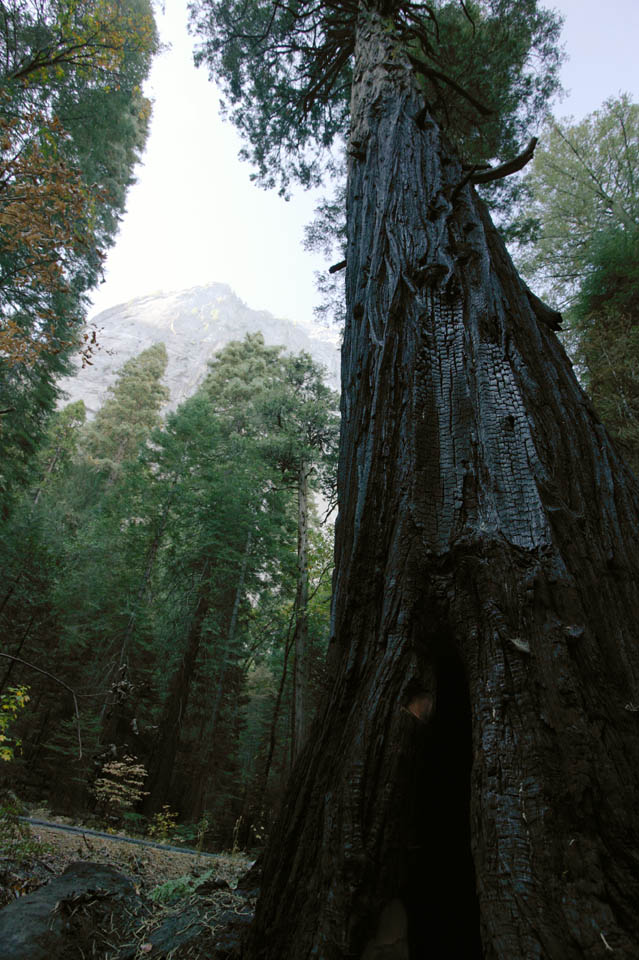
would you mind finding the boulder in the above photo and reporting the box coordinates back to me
[0,861,143,960]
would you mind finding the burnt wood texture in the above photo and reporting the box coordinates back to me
[245,8,639,959]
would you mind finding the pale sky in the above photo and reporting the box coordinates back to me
[88,0,639,327]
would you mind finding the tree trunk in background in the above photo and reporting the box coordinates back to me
[292,462,310,761]
[245,11,639,960]
[100,488,176,751]
[0,616,33,695]
[143,590,209,813]
[189,530,252,821]
[32,447,61,506]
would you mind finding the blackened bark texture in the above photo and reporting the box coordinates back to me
[292,461,311,761]
[245,11,639,960]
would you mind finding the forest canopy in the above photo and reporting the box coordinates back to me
[190,0,563,194]
[0,0,157,514]
[1,333,339,847]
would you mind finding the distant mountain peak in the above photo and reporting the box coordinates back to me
[60,283,340,416]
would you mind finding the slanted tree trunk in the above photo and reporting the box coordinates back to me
[245,11,639,960]
[292,461,311,761]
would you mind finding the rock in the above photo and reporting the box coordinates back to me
[194,875,230,895]
[212,905,254,958]
[0,861,144,960]
[134,906,206,958]
[60,283,340,417]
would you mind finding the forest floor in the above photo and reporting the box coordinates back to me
[3,810,252,899]
[1,810,256,958]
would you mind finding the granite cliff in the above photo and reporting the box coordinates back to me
[60,283,340,416]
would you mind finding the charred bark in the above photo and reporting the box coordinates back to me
[245,10,639,960]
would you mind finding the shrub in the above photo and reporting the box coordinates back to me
[0,686,30,761]
[148,804,178,841]
[93,755,148,823]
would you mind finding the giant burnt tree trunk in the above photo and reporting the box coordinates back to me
[245,10,639,960]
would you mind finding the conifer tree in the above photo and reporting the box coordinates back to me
[0,0,158,514]
[513,95,639,471]
[259,351,339,759]
[83,342,169,482]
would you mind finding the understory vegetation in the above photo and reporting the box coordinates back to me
[1,333,338,850]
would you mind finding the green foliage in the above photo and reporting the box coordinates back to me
[149,868,216,904]
[258,349,340,497]
[148,804,179,841]
[408,0,562,167]
[121,810,148,835]
[83,342,169,480]
[190,0,562,195]
[569,224,639,473]
[0,0,157,515]
[0,686,30,761]
[303,177,347,325]
[171,815,210,850]
[509,95,639,470]
[0,792,49,863]
[0,328,337,845]
[512,95,639,306]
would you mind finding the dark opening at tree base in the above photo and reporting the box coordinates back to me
[401,640,482,959]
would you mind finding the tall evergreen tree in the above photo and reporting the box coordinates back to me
[513,94,639,306]
[511,95,639,471]
[83,342,169,482]
[143,336,297,822]
[259,351,339,759]
[0,0,157,515]
[192,2,639,957]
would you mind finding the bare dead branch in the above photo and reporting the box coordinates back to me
[471,137,538,184]
[329,259,347,274]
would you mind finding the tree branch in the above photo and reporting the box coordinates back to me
[471,137,538,184]
[522,283,563,331]
[329,259,347,273]
[407,53,494,117]
[0,653,83,759]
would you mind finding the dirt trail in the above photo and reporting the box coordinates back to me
[20,817,221,859]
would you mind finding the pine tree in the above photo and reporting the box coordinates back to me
[259,351,339,759]
[83,342,169,483]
